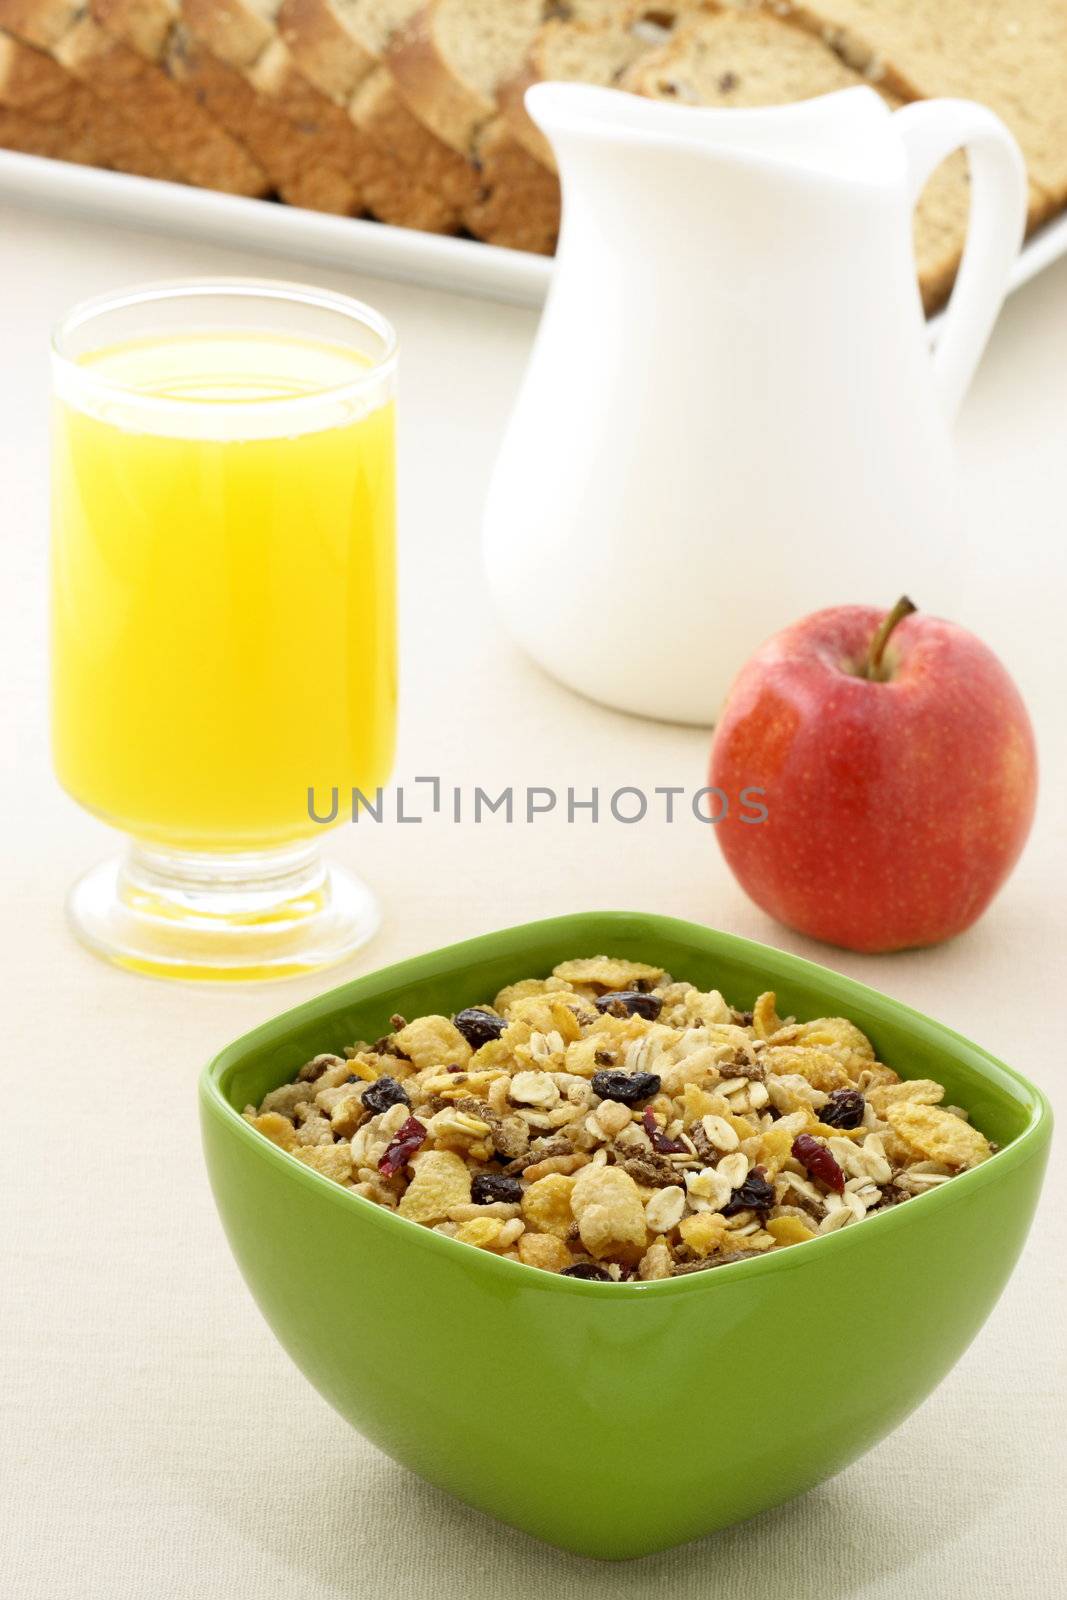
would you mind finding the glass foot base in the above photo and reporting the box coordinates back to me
[67,839,380,982]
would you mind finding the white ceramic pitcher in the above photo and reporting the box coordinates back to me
[483,83,1026,724]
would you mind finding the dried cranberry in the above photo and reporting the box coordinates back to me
[560,1263,612,1281]
[591,1069,661,1105]
[820,1089,866,1130]
[722,1167,775,1216]
[594,990,663,1021]
[642,1108,686,1154]
[378,1116,427,1177]
[361,1075,410,1117]
[791,1133,845,1193]
[471,1173,522,1205]
[453,1008,507,1049]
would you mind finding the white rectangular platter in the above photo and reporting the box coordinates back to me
[2,147,1065,314]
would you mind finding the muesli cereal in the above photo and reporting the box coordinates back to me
[244,957,994,1281]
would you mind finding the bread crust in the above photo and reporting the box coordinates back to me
[495,56,546,166]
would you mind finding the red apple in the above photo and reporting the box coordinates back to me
[709,599,1037,953]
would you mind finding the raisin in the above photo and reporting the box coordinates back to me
[593,990,663,1021]
[591,1069,661,1104]
[378,1116,427,1177]
[454,1007,507,1049]
[722,1167,775,1216]
[791,1133,845,1193]
[361,1076,410,1117]
[820,1088,866,1129]
[642,1108,686,1154]
[471,1173,522,1205]
[560,1263,612,1281]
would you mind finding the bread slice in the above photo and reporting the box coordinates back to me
[276,0,479,214]
[386,0,551,156]
[764,0,1065,222]
[624,7,971,312]
[0,0,271,192]
[0,26,177,176]
[499,0,703,169]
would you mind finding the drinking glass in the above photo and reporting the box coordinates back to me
[51,279,397,980]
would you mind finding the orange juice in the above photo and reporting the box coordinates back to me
[51,331,396,850]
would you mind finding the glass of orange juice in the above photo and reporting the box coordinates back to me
[51,280,396,981]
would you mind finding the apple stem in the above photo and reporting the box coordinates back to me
[866,596,917,680]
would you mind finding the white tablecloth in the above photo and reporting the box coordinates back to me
[2,199,1064,1599]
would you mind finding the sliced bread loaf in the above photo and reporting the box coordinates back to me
[766,0,1066,221]
[0,26,176,176]
[624,7,971,312]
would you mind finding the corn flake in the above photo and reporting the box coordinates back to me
[398,1150,473,1223]
[392,1015,472,1073]
[885,1102,992,1169]
[552,956,664,992]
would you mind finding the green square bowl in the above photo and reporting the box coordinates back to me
[200,912,1050,1559]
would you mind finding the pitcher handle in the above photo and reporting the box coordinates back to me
[896,98,1027,422]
